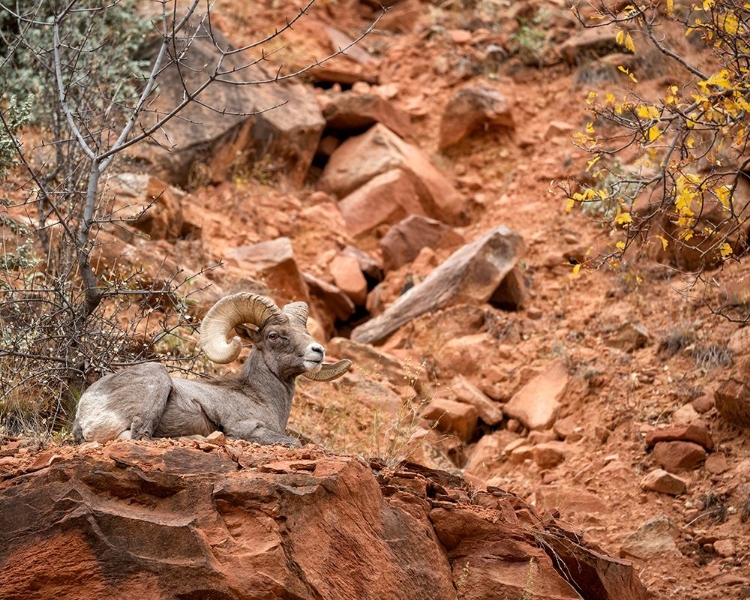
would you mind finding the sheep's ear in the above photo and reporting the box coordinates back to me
[303,359,352,382]
[234,323,259,343]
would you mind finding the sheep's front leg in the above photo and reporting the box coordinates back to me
[225,419,302,447]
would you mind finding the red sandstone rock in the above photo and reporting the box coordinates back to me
[715,376,750,428]
[224,237,310,304]
[351,226,525,345]
[323,90,411,138]
[379,215,464,272]
[504,361,569,431]
[329,254,368,306]
[422,398,478,442]
[319,124,464,224]
[532,441,569,469]
[644,424,714,451]
[641,469,687,495]
[652,441,707,472]
[0,442,644,599]
[438,87,514,150]
[448,375,503,426]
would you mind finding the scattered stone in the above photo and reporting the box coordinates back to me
[379,215,464,272]
[23,451,62,474]
[329,254,368,306]
[438,87,514,150]
[434,333,499,379]
[507,419,521,433]
[526,306,543,320]
[509,444,534,464]
[503,361,569,431]
[645,424,714,451]
[692,392,716,413]
[704,453,728,474]
[448,375,503,426]
[527,430,557,445]
[620,515,680,560]
[319,124,464,224]
[672,403,700,424]
[715,376,750,428]
[205,431,226,446]
[714,539,736,558]
[532,441,568,469]
[224,237,310,304]
[606,322,650,352]
[351,226,525,345]
[340,245,383,283]
[422,398,478,442]
[594,426,610,444]
[653,441,707,472]
[641,469,687,495]
[553,416,578,441]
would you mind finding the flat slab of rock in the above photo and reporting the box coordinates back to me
[319,124,464,224]
[503,361,569,431]
[645,424,714,451]
[641,469,687,495]
[351,225,524,345]
[303,272,355,322]
[329,254,368,306]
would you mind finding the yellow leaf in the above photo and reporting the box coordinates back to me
[636,105,659,119]
[616,30,625,45]
[586,122,595,133]
[686,137,695,148]
[615,212,633,225]
[605,93,616,106]
[572,263,582,277]
[703,0,715,8]
[716,185,732,210]
[625,33,636,53]
[720,243,733,258]
[586,156,600,171]
[586,91,597,105]
[647,125,662,141]
[667,0,674,15]
[566,198,575,213]
[656,235,669,251]
[616,241,626,251]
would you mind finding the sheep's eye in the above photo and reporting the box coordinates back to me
[267,332,279,341]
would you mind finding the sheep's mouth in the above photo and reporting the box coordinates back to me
[303,358,323,373]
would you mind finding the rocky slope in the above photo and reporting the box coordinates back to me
[0,438,643,600]
[2,0,750,599]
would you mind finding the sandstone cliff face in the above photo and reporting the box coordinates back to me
[0,440,644,600]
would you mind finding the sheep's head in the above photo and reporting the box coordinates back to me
[200,292,351,381]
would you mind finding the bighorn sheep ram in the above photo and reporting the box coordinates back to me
[72,293,351,446]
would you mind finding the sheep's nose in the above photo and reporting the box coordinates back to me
[311,343,325,357]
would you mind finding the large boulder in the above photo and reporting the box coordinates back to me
[322,89,411,138]
[131,24,324,187]
[351,226,525,345]
[319,124,465,224]
[0,441,645,600]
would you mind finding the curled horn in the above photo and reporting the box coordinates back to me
[282,302,310,328]
[303,359,352,381]
[201,293,282,364]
